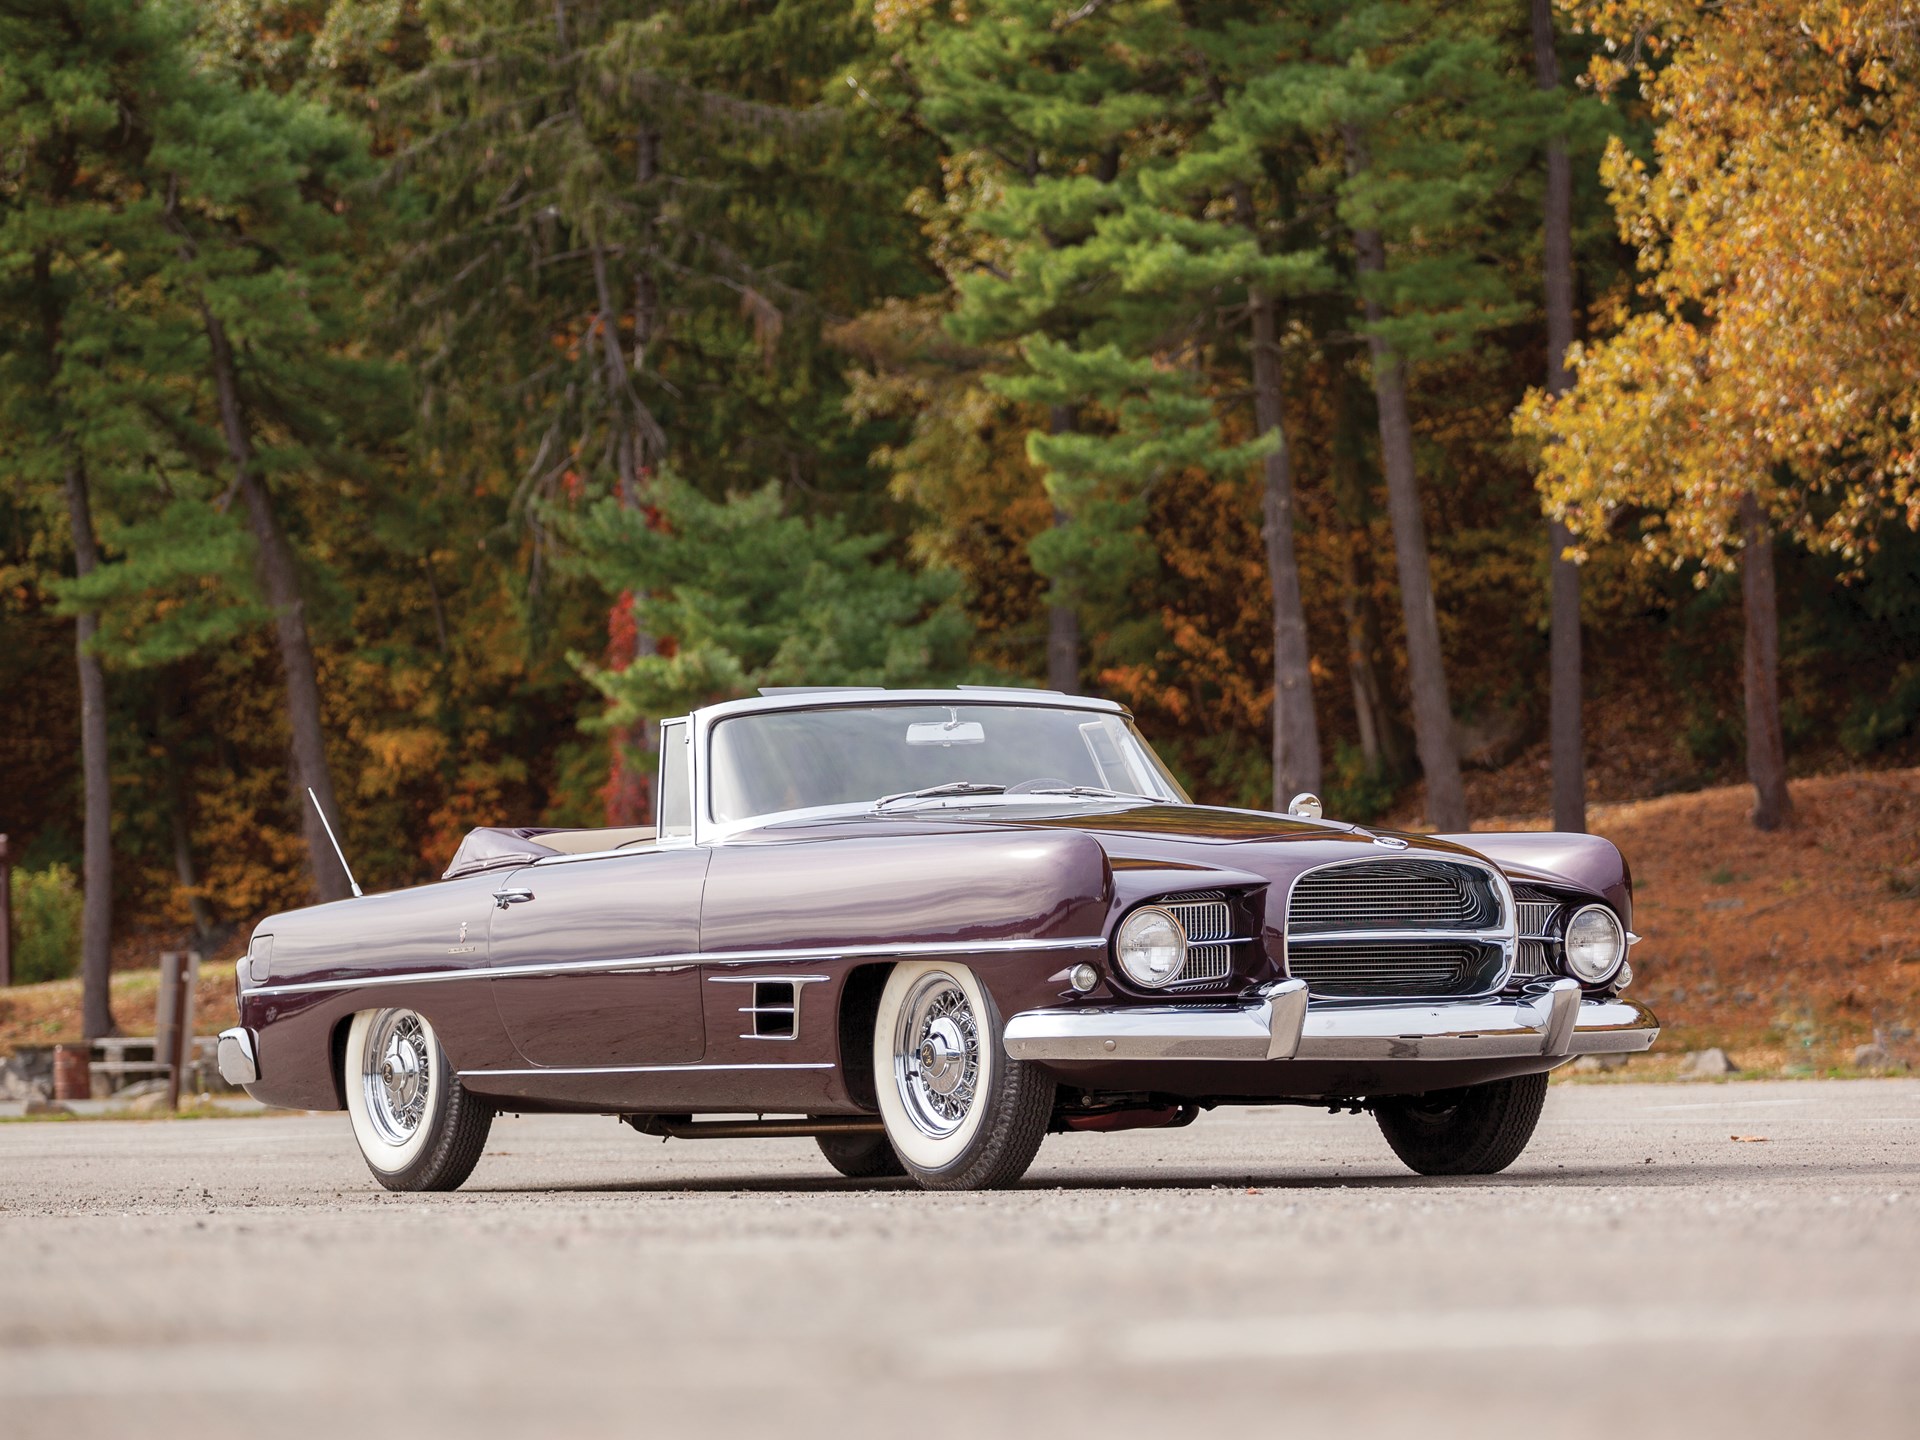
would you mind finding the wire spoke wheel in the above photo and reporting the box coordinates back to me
[344,1007,493,1192]
[362,1009,433,1146]
[893,974,983,1139]
[872,961,1053,1190]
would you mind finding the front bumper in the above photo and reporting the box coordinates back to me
[1002,978,1657,1065]
[216,1027,259,1086]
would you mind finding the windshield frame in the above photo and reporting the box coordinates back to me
[686,692,1189,842]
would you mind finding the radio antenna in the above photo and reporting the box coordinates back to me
[308,787,363,898]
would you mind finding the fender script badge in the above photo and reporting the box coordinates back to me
[1373,835,1409,850]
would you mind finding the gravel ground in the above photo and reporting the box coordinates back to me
[2,1079,1917,1439]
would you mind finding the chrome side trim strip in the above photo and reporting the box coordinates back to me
[457,1061,834,1077]
[704,974,833,985]
[528,844,662,867]
[249,936,1104,997]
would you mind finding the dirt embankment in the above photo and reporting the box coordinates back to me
[0,967,238,1054]
[1485,769,1920,1073]
[4,769,1918,1072]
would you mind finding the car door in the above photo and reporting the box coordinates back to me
[486,847,710,1068]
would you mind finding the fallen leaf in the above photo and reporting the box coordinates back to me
[1730,1134,1770,1143]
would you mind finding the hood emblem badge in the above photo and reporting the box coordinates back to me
[1373,835,1409,850]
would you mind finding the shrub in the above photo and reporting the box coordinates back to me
[1323,741,1401,824]
[11,864,82,985]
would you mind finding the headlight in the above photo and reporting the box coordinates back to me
[1114,906,1187,988]
[1562,904,1625,984]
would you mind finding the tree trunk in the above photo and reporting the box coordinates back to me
[1740,491,1792,830]
[161,727,216,945]
[39,232,115,1035]
[1045,404,1081,693]
[1347,206,1469,832]
[1533,0,1586,834]
[1247,290,1321,804]
[1338,531,1406,777]
[1329,368,1410,782]
[65,460,116,1040]
[200,306,353,903]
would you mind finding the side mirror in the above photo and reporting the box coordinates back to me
[1287,792,1323,821]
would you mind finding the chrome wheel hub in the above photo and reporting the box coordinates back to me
[362,1010,432,1146]
[893,975,981,1139]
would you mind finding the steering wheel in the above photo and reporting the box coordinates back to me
[1004,777,1078,794]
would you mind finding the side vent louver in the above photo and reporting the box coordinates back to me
[748,981,796,1039]
[707,973,831,1041]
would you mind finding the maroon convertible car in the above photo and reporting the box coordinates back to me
[218,688,1656,1191]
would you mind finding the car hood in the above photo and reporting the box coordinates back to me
[722,802,1626,915]
[730,800,1489,876]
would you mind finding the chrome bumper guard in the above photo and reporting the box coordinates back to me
[1002,978,1658,1064]
[216,1027,259,1086]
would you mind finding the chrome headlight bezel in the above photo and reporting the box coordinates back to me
[1562,903,1626,985]
[1113,905,1188,989]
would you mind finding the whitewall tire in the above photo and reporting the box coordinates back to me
[343,1008,493,1192]
[872,961,1053,1190]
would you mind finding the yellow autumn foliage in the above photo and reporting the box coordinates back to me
[1518,0,1920,569]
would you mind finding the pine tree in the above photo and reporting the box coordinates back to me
[1234,0,1536,830]
[1027,3,1335,806]
[393,0,920,815]
[0,0,200,1032]
[895,0,1178,692]
[150,35,400,901]
[560,476,972,724]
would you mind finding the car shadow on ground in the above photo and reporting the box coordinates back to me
[466,1155,1920,1197]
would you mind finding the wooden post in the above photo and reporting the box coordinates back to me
[176,951,198,1107]
[0,833,11,987]
[157,951,185,1110]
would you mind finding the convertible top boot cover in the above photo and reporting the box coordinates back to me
[442,826,657,879]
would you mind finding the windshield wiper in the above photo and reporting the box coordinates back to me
[873,781,1008,810]
[1017,784,1156,801]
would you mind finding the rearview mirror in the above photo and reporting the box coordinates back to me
[906,720,985,747]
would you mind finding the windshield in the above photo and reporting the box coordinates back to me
[707,703,1188,824]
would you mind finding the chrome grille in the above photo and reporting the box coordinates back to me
[1287,859,1497,932]
[1161,892,1236,988]
[1516,901,1559,937]
[1285,941,1487,997]
[1514,939,1554,976]
[1174,942,1233,986]
[1513,887,1562,976]
[1285,858,1511,996]
[1163,893,1230,943]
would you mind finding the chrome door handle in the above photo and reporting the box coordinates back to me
[493,887,535,909]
